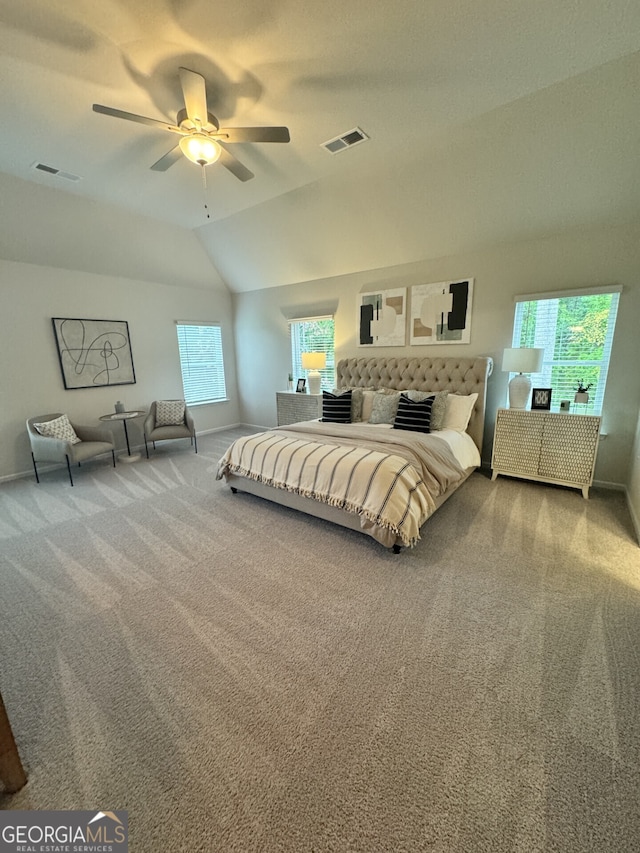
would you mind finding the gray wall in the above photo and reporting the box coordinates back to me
[0,173,226,292]
[233,222,640,487]
[629,416,640,542]
[0,259,239,480]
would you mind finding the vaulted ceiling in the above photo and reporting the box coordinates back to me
[1,1,639,291]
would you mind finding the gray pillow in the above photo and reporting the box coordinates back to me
[334,386,376,422]
[369,391,401,424]
[350,388,364,422]
[404,390,449,430]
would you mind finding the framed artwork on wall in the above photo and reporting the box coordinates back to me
[409,279,474,345]
[51,317,136,389]
[357,288,406,347]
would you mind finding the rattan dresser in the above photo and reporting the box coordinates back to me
[276,391,322,426]
[491,408,601,498]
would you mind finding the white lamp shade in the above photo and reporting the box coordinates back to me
[301,352,327,370]
[301,352,326,395]
[501,347,544,374]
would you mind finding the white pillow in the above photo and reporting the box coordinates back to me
[156,400,186,426]
[360,389,377,422]
[442,393,478,432]
[33,414,81,444]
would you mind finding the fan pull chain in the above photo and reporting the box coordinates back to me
[201,164,210,220]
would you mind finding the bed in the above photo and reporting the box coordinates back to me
[217,356,493,551]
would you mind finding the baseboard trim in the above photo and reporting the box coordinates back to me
[199,422,269,434]
[0,469,39,484]
[1,425,266,483]
[0,451,119,484]
[196,422,248,437]
[592,478,625,491]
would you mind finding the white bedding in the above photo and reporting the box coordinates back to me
[300,421,481,470]
[423,428,481,470]
[218,420,473,547]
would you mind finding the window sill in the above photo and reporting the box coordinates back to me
[188,398,230,407]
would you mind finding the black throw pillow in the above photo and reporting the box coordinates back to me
[393,394,434,433]
[321,390,352,423]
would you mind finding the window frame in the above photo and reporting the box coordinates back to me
[175,321,228,406]
[289,315,335,392]
[510,285,621,415]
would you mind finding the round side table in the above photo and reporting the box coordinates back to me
[99,410,146,462]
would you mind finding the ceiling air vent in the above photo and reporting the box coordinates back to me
[321,127,369,154]
[31,162,82,182]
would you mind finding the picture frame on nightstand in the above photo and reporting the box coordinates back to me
[531,388,552,410]
[296,378,306,393]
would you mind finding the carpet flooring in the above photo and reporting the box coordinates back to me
[1,428,639,852]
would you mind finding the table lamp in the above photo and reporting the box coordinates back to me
[502,347,544,409]
[301,352,326,395]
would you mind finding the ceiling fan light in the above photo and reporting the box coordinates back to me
[179,134,221,166]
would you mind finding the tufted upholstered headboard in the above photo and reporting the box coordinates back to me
[336,356,493,453]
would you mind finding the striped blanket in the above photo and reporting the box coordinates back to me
[216,423,467,547]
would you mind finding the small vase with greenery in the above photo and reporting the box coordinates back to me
[288,373,294,391]
[574,380,593,404]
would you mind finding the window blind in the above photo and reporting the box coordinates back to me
[289,316,335,391]
[511,289,620,414]
[175,322,227,405]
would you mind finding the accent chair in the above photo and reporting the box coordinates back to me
[27,413,116,486]
[143,400,197,457]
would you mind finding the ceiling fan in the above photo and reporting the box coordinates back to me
[93,67,290,182]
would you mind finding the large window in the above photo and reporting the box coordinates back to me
[176,322,227,405]
[511,286,620,414]
[289,316,335,391]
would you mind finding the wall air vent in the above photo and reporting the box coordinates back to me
[31,162,82,182]
[321,127,369,154]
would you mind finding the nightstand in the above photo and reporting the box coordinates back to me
[276,391,322,426]
[491,408,601,498]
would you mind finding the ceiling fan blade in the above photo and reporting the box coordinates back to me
[92,103,181,133]
[218,126,290,144]
[218,146,254,182]
[150,145,183,172]
[179,67,208,126]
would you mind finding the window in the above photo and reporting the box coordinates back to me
[176,322,227,405]
[289,316,335,391]
[511,286,621,414]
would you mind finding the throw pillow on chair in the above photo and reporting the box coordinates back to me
[155,400,185,426]
[33,414,81,444]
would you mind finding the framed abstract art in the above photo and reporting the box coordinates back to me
[357,288,407,347]
[52,317,136,389]
[409,279,474,345]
